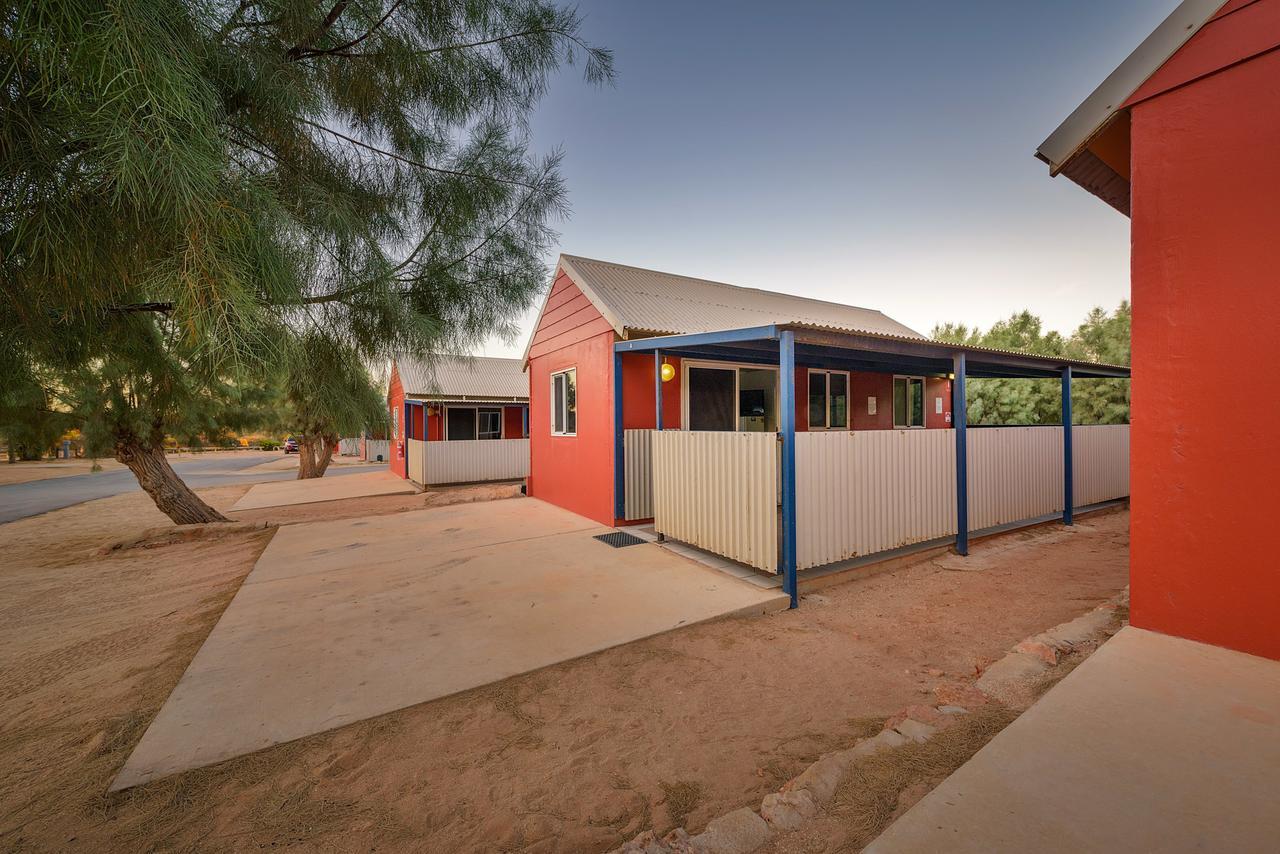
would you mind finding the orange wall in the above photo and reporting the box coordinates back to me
[527,270,618,525]
[622,352,683,429]
[1128,45,1280,660]
[387,365,406,477]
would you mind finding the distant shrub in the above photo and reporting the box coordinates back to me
[259,439,282,451]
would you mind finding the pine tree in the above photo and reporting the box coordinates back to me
[2,1,612,520]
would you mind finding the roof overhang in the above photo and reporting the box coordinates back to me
[614,324,1130,380]
[1035,0,1224,214]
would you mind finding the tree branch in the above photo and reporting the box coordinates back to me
[288,0,406,61]
[286,0,351,60]
[298,119,540,189]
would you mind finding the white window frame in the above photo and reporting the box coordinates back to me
[444,405,504,441]
[680,359,780,432]
[893,375,927,429]
[807,369,851,430]
[477,407,503,440]
[551,367,577,436]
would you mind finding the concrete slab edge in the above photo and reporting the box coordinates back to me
[609,586,1130,854]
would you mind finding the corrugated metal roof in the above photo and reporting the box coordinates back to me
[396,354,528,400]
[559,254,925,340]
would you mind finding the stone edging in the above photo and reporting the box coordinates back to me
[611,588,1130,854]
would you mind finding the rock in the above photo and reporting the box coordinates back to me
[892,718,938,743]
[922,666,945,677]
[975,652,1050,708]
[937,705,969,715]
[1014,639,1059,665]
[782,751,851,805]
[686,808,771,854]
[1042,609,1116,647]
[662,827,692,851]
[884,704,953,732]
[934,682,989,709]
[760,790,817,832]
[617,829,670,853]
[852,728,908,754]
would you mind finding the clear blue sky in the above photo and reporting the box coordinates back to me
[479,0,1174,358]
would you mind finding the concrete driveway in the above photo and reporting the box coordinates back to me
[114,498,787,790]
[229,470,418,510]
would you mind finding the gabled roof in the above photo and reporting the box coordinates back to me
[1035,0,1224,213]
[395,354,528,401]
[536,253,923,350]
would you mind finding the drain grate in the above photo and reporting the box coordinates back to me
[593,531,647,549]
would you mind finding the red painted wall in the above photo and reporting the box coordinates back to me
[427,409,443,442]
[622,353,683,429]
[1128,36,1280,659]
[527,271,618,525]
[387,364,406,477]
[925,377,953,429]
[503,405,526,439]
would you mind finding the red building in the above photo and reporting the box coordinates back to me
[1038,0,1280,660]
[523,255,956,527]
[387,355,529,486]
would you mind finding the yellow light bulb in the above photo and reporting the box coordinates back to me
[660,362,676,382]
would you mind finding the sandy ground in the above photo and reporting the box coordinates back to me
[0,486,1129,853]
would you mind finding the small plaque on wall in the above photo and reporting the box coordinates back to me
[935,397,943,414]
[867,396,877,416]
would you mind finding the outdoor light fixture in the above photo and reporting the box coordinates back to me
[660,362,676,382]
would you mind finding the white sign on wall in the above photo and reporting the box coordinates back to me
[935,397,943,414]
[867,396,877,416]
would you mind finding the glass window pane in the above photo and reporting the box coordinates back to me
[478,409,501,439]
[893,377,908,427]
[688,367,736,431]
[829,373,848,429]
[738,368,777,432]
[910,378,924,427]
[552,374,565,433]
[565,369,576,434]
[808,372,826,428]
[447,407,476,441]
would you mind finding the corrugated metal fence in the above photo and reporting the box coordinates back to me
[967,427,1064,530]
[338,438,360,456]
[407,438,427,484]
[423,438,529,485]
[1072,424,1130,506]
[652,431,778,572]
[364,439,390,462]
[624,429,654,520]
[796,430,956,570]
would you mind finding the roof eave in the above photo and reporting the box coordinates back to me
[1036,0,1222,176]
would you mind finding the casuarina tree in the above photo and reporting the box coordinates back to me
[2,1,612,520]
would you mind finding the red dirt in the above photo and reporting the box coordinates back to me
[0,487,1128,852]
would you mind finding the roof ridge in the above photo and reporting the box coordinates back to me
[560,253,890,318]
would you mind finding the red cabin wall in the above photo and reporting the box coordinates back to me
[527,271,619,525]
[503,405,526,439]
[622,353,683,429]
[388,364,406,477]
[1128,37,1280,660]
[925,377,953,429]
[427,409,443,441]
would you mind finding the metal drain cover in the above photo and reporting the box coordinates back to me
[593,532,647,548]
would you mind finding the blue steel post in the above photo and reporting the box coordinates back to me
[1062,365,1074,526]
[654,350,664,431]
[779,331,798,608]
[404,401,411,479]
[522,404,528,438]
[953,353,969,556]
[613,351,626,522]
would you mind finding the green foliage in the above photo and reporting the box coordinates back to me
[259,438,282,451]
[1,0,611,491]
[931,303,1130,425]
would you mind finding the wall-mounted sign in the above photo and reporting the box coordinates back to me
[935,397,944,414]
[867,396,877,416]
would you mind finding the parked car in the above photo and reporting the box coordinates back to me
[283,437,299,454]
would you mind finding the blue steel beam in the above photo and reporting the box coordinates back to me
[1062,366,1074,526]
[953,352,969,556]
[614,325,778,353]
[779,330,798,609]
[654,349,664,430]
[404,401,411,479]
[613,351,625,522]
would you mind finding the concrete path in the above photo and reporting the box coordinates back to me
[229,470,417,511]
[113,498,786,790]
[0,454,383,523]
[867,626,1280,853]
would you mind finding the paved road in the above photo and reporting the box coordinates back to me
[0,454,385,524]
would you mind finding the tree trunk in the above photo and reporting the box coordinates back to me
[296,433,336,479]
[116,439,229,524]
